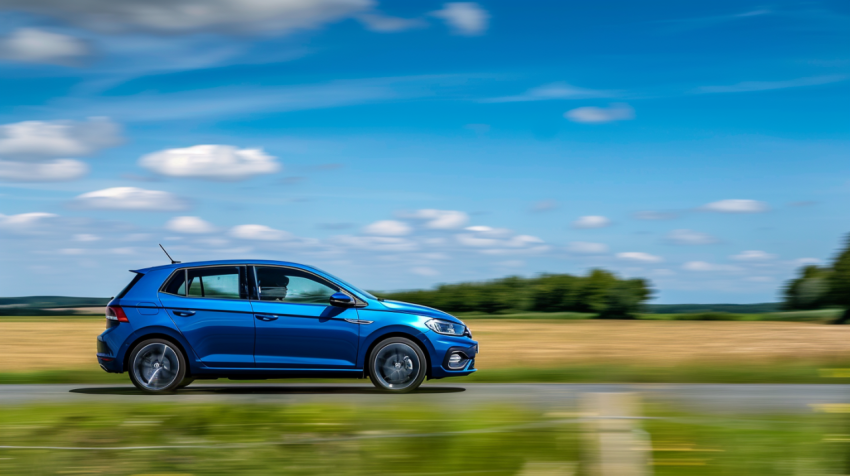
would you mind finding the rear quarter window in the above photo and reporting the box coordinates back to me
[116,272,144,299]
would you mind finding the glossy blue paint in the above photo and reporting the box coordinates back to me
[159,293,255,368]
[251,301,360,368]
[99,259,478,383]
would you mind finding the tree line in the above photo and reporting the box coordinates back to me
[376,269,652,318]
[783,234,850,324]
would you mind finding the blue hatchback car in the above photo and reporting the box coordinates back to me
[97,260,478,394]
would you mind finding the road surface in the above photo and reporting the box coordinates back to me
[0,383,846,413]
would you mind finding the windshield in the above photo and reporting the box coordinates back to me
[309,267,377,300]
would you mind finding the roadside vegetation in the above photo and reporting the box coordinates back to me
[0,402,845,475]
[783,234,850,324]
[1,317,847,385]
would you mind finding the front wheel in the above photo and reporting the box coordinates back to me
[368,337,427,393]
[127,339,186,394]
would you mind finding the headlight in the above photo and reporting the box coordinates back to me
[425,318,467,336]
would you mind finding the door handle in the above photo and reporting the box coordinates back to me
[255,314,279,321]
[173,310,195,317]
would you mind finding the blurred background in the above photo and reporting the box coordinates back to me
[0,1,848,475]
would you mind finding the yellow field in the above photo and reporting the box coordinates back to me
[1,318,848,372]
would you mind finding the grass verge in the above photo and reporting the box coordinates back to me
[0,402,846,475]
[2,360,849,385]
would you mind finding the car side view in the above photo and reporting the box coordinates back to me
[97,259,478,394]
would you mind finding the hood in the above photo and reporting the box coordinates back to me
[379,300,463,324]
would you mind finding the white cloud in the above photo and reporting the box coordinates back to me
[464,225,511,237]
[567,241,609,254]
[0,117,121,160]
[666,229,718,245]
[74,234,100,242]
[617,251,663,263]
[456,233,498,248]
[363,220,412,236]
[530,199,559,212]
[696,74,847,94]
[701,199,768,213]
[0,159,88,182]
[0,212,57,233]
[456,227,546,255]
[140,145,280,180]
[407,209,469,229]
[634,210,677,220]
[166,216,217,234]
[411,266,439,276]
[431,2,489,35]
[357,13,426,32]
[793,257,821,266]
[484,82,613,103]
[73,187,187,211]
[7,0,372,35]
[732,250,775,261]
[572,215,611,229]
[0,28,89,65]
[333,235,418,252]
[565,103,634,123]
[682,261,741,272]
[230,224,291,241]
[59,248,86,255]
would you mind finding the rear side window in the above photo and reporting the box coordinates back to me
[116,272,144,299]
[161,267,246,299]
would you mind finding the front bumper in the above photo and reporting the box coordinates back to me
[428,337,479,379]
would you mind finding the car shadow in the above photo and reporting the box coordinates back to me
[69,385,466,396]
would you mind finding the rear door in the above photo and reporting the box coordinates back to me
[250,266,360,369]
[158,266,255,368]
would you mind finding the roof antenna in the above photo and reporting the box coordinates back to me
[159,244,181,264]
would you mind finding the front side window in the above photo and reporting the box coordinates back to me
[254,267,339,304]
[162,266,246,299]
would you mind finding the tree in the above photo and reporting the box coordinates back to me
[782,265,831,310]
[828,235,850,324]
[782,233,850,324]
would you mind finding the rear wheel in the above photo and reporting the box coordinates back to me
[177,377,195,389]
[368,337,427,393]
[128,339,186,394]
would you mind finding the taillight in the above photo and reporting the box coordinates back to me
[106,305,129,323]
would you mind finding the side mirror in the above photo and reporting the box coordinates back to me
[329,292,354,307]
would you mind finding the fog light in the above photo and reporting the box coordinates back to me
[447,353,465,369]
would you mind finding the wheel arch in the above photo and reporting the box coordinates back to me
[362,330,433,379]
[122,331,194,376]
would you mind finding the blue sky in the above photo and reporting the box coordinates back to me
[0,0,848,302]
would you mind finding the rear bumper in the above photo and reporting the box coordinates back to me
[96,334,124,373]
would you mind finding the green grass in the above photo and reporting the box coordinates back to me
[3,359,849,385]
[0,402,846,475]
[464,362,850,384]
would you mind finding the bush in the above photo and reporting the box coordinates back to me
[672,312,742,321]
[376,269,653,317]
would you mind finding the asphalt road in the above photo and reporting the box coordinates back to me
[0,383,846,413]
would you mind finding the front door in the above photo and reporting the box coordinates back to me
[158,266,255,368]
[250,266,360,369]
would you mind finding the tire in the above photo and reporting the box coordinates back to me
[127,338,187,394]
[177,377,195,389]
[368,337,427,393]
